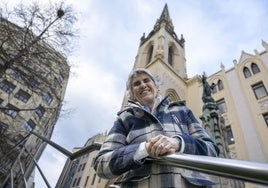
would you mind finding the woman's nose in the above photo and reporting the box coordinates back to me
[139,81,146,88]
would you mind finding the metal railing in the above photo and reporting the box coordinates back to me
[30,131,102,188]
[2,131,268,187]
[155,153,268,186]
[0,132,101,188]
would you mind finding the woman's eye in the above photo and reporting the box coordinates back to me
[133,81,140,86]
[143,78,150,83]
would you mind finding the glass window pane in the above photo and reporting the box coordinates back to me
[226,126,235,145]
[211,83,217,94]
[243,67,251,78]
[168,46,173,66]
[0,121,9,134]
[251,63,260,74]
[25,119,36,131]
[252,82,268,99]
[218,80,224,91]
[217,99,227,114]
[4,104,18,118]
[35,106,45,118]
[44,92,53,105]
[15,89,31,103]
[0,80,16,94]
[147,45,154,64]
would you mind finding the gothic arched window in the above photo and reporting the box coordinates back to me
[168,46,173,66]
[147,45,154,64]
[218,80,224,91]
[251,63,260,74]
[166,89,180,102]
[243,67,251,78]
[211,83,217,94]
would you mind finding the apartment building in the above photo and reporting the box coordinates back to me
[0,18,70,187]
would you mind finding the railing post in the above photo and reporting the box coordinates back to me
[18,157,28,188]
[10,168,14,188]
[24,147,51,188]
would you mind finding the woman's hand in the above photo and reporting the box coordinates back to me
[145,135,179,157]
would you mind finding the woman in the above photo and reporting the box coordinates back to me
[94,68,219,187]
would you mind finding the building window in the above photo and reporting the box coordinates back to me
[15,89,31,103]
[216,99,227,114]
[57,75,63,84]
[44,92,53,105]
[252,82,268,100]
[251,63,260,74]
[0,121,8,134]
[166,89,180,102]
[211,83,217,94]
[147,45,154,64]
[12,69,24,80]
[82,163,86,171]
[168,46,173,66]
[35,106,45,118]
[4,104,19,118]
[218,80,224,91]
[76,177,81,186]
[77,164,82,172]
[243,67,251,78]
[263,113,268,127]
[72,178,77,187]
[0,80,16,94]
[25,119,36,131]
[84,176,89,187]
[91,158,95,167]
[226,126,235,145]
[28,79,40,90]
[91,174,96,185]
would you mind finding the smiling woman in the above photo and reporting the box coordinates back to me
[127,68,159,110]
[93,68,219,188]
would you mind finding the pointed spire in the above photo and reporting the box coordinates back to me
[160,4,171,21]
[140,4,185,47]
[154,3,174,32]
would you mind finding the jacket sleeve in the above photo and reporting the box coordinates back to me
[93,116,143,179]
[179,107,220,156]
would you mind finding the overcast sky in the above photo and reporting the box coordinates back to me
[4,0,268,187]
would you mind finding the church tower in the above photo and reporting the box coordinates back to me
[130,4,189,103]
[134,4,186,78]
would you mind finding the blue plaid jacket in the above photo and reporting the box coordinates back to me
[94,96,219,187]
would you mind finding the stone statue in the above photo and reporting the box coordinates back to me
[201,73,215,104]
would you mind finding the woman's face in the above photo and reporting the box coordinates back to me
[131,73,157,108]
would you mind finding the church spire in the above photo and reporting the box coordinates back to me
[154,3,174,33]
[140,3,185,47]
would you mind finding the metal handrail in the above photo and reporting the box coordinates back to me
[11,132,268,187]
[154,153,268,186]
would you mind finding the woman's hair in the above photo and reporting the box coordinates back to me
[126,68,159,100]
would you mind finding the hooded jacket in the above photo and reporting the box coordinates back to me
[94,96,219,187]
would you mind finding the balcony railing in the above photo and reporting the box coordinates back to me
[1,131,268,188]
